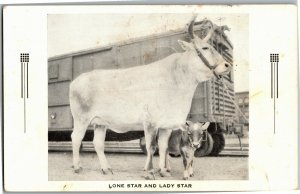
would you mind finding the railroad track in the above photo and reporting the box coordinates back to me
[218,147,248,157]
[49,141,248,156]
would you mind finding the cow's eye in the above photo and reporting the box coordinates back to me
[202,47,209,50]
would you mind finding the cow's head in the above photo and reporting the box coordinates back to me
[184,121,210,149]
[178,16,232,81]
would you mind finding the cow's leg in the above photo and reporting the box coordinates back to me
[71,120,88,173]
[158,128,172,177]
[166,152,171,172]
[188,158,194,177]
[93,125,112,174]
[143,124,158,180]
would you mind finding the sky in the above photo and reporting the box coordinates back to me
[48,14,248,92]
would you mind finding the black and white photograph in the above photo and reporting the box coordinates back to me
[48,13,249,181]
[3,4,298,192]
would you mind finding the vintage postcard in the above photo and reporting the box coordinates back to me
[3,5,298,191]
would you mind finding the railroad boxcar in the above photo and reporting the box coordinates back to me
[48,19,237,156]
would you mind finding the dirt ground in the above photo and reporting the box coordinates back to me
[48,152,248,181]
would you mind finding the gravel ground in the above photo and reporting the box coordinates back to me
[48,152,248,181]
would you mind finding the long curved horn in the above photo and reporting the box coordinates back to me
[187,15,198,40]
[202,20,214,42]
[220,25,230,32]
[188,17,215,42]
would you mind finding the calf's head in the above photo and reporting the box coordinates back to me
[178,16,232,81]
[184,121,210,149]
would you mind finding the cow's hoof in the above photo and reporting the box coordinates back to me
[183,177,189,180]
[159,171,171,177]
[144,171,155,180]
[189,173,194,177]
[72,165,82,169]
[74,167,82,173]
[144,174,155,180]
[101,168,113,175]
[166,168,171,172]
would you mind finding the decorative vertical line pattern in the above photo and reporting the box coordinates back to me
[24,64,26,133]
[27,62,29,98]
[21,62,23,98]
[270,53,279,134]
[274,60,276,134]
[271,62,273,98]
[276,61,278,98]
[24,69,26,134]
[20,53,29,133]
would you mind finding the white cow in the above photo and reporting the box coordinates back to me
[69,16,232,179]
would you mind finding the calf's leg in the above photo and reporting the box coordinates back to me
[93,125,112,174]
[158,128,172,177]
[188,159,194,177]
[182,149,194,180]
[71,120,88,173]
[166,152,171,172]
[182,155,189,180]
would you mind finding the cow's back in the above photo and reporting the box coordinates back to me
[69,52,197,130]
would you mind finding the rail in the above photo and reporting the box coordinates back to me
[48,141,249,157]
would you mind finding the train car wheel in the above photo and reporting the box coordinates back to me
[194,132,214,157]
[209,133,225,156]
[139,137,147,154]
[204,133,214,156]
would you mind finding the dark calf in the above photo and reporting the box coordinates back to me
[168,121,210,180]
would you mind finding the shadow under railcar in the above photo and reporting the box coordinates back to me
[48,130,145,142]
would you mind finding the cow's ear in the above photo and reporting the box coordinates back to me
[178,40,193,51]
[180,125,188,131]
[186,120,193,127]
[201,122,210,130]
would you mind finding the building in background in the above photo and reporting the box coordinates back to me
[235,91,249,127]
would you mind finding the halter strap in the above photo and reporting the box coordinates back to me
[187,134,203,149]
[192,41,221,80]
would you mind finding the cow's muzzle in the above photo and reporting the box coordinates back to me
[192,142,201,149]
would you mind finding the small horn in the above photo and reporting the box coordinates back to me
[186,120,193,127]
[201,122,210,130]
[187,15,198,40]
[180,125,188,131]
